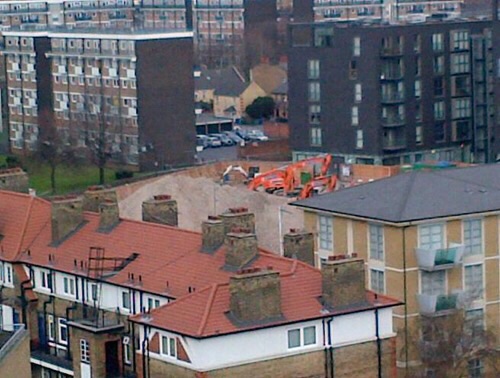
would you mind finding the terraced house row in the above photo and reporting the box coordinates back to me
[0,178,401,377]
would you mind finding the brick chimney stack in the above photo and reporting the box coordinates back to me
[321,255,367,309]
[283,228,315,266]
[229,267,282,324]
[224,228,258,269]
[220,207,255,235]
[51,196,84,244]
[82,185,118,212]
[0,168,29,193]
[201,216,225,253]
[142,194,178,227]
[98,200,120,231]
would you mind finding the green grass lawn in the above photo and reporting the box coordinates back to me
[24,161,116,196]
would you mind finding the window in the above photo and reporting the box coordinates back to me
[58,318,68,345]
[370,269,385,293]
[421,271,445,295]
[432,33,443,51]
[308,60,320,79]
[463,219,482,256]
[63,276,75,296]
[414,80,421,98]
[451,30,469,51]
[288,326,316,349]
[308,82,320,102]
[356,129,363,149]
[123,341,132,365]
[353,36,361,56]
[451,53,470,74]
[90,283,99,302]
[351,106,359,126]
[4,264,12,285]
[434,122,445,143]
[80,339,90,363]
[434,77,444,97]
[468,359,484,378]
[309,105,321,124]
[369,225,384,261]
[161,335,177,357]
[0,262,3,283]
[433,56,444,74]
[434,101,445,120]
[122,291,131,311]
[465,309,484,336]
[318,215,333,251]
[40,270,52,290]
[354,83,362,102]
[419,224,444,250]
[47,315,55,341]
[452,98,471,119]
[349,60,357,79]
[310,127,322,146]
[464,264,483,300]
[147,297,161,311]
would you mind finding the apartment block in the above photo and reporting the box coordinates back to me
[288,19,500,165]
[293,0,465,23]
[1,28,195,170]
[292,164,500,376]
[0,188,401,378]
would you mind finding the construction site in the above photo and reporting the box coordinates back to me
[116,157,403,253]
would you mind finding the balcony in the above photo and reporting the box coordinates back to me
[415,243,464,271]
[381,115,405,127]
[381,92,404,104]
[382,135,406,151]
[380,70,403,81]
[380,46,403,57]
[417,293,461,316]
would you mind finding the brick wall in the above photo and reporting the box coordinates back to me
[0,329,31,378]
[238,139,291,161]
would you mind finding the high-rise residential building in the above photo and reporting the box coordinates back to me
[288,18,500,165]
[293,0,466,23]
[292,164,500,376]
[2,28,195,170]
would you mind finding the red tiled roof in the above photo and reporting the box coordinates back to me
[0,191,299,298]
[130,263,400,338]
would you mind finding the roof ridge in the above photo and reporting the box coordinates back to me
[430,167,500,191]
[114,215,203,237]
[197,283,221,336]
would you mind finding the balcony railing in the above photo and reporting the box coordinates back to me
[380,46,403,57]
[380,70,404,80]
[381,115,405,127]
[415,243,464,271]
[381,92,404,103]
[382,136,406,150]
[417,293,461,316]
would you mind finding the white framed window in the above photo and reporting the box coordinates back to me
[370,269,385,293]
[40,270,52,290]
[63,276,75,296]
[421,270,445,295]
[308,82,320,102]
[318,215,333,251]
[369,224,384,261]
[463,219,482,256]
[432,33,443,51]
[419,224,444,250]
[123,337,132,365]
[147,297,161,311]
[468,358,484,378]
[287,325,316,349]
[47,315,55,341]
[307,59,320,79]
[4,264,12,285]
[353,36,361,56]
[351,106,359,126]
[58,318,68,345]
[80,339,90,363]
[310,127,322,146]
[121,291,131,311]
[465,308,484,336]
[0,262,3,283]
[161,335,177,357]
[464,264,483,300]
[356,129,363,149]
[354,83,362,102]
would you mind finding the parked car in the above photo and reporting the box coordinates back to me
[210,133,234,146]
[234,129,251,141]
[196,135,210,150]
[223,131,244,144]
[246,130,269,141]
[207,136,222,148]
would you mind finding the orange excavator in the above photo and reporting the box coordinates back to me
[298,175,337,199]
[283,154,333,195]
[247,167,287,193]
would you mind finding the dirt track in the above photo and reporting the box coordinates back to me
[117,163,303,254]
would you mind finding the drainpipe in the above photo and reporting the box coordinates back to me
[65,302,78,360]
[322,318,328,377]
[402,226,409,375]
[327,317,334,378]
[42,295,54,353]
[19,274,32,327]
[375,307,382,378]
[141,324,149,378]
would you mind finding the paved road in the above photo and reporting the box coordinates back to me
[197,145,238,162]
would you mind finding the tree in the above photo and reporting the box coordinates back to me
[35,124,75,194]
[245,96,275,120]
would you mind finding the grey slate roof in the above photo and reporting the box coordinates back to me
[292,164,500,223]
[272,80,288,95]
[195,66,247,97]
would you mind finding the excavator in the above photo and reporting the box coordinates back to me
[247,167,287,193]
[298,175,337,199]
